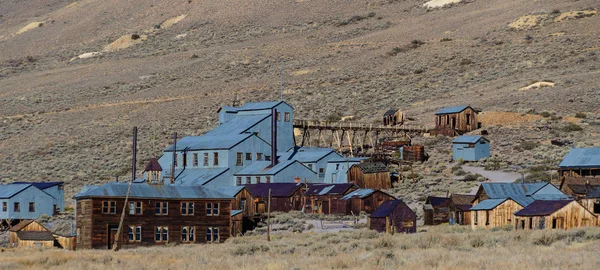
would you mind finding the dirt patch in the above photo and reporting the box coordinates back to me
[103,34,148,52]
[555,10,597,23]
[70,52,102,62]
[160,15,187,29]
[16,21,45,35]
[508,14,547,30]
[423,0,461,8]
[291,69,317,76]
[479,111,542,127]
[519,81,555,91]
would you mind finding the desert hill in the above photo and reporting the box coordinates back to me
[0,0,599,200]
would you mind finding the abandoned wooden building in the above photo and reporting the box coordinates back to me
[434,105,479,136]
[9,220,76,250]
[382,108,404,126]
[452,135,490,162]
[303,183,357,215]
[578,186,600,216]
[369,199,416,234]
[514,200,598,230]
[423,196,450,225]
[340,189,396,215]
[558,148,600,198]
[348,162,391,189]
[73,182,236,249]
[448,194,475,225]
[470,182,568,229]
[244,183,305,214]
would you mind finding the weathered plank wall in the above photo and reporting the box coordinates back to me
[348,167,391,189]
[435,107,478,135]
[471,200,522,229]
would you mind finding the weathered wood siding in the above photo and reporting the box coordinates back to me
[423,205,449,225]
[54,235,76,250]
[232,189,255,217]
[514,201,598,230]
[252,188,304,214]
[348,167,391,189]
[435,107,478,135]
[346,191,395,215]
[11,238,54,248]
[76,198,233,249]
[471,199,522,229]
[369,202,416,233]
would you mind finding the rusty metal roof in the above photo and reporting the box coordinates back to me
[144,157,162,172]
[514,200,573,216]
[354,162,388,174]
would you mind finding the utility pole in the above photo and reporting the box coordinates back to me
[267,188,272,241]
[279,59,284,101]
[113,126,137,251]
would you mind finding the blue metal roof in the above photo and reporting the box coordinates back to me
[470,198,508,210]
[73,182,232,199]
[234,160,313,176]
[231,209,243,216]
[212,186,245,197]
[219,106,239,113]
[305,183,355,196]
[341,189,376,200]
[452,135,487,144]
[435,105,470,115]
[12,182,63,189]
[370,200,401,218]
[281,147,339,163]
[0,184,32,199]
[204,114,270,136]
[327,157,366,163]
[173,168,230,186]
[164,134,253,151]
[479,182,565,207]
[558,148,600,168]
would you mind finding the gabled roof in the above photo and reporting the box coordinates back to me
[172,168,230,186]
[470,198,509,210]
[340,189,393,200]
[559,148,600,168]
[9,220,36,232]
[12,182,63,190]
[73,182,232,199]
[586,186,600,198]
[204,113,271,136]
[144,158,162,172]
[282,147,339,163]
[450,194,476,205]
[425,196,450,207]
[435,105,472,115]
[384,108,399,116]
[0,184,33,199]
[478,182,558,207]
[353,162,388,174]
[371,200,402,218]
[236,101,292,111]
[244,183,303,197]
[560,177,600,194]
[212,186,245,197]
[452,135,488,144]
[235,160,313,176]
[17,231,56,241]
[305,183,356,196]
[163,134,254,151]
[514,200,573,216]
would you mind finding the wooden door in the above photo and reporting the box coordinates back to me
[322,201,330,215]
[257,203,266,214]
[108,226,119,249]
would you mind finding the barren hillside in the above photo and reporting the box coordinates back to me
[0,0,599,201]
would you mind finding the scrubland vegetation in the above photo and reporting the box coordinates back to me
[2,226,600,269]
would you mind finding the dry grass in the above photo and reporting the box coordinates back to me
[2,226,600,269]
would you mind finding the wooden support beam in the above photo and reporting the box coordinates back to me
[340,130,346,149]
[347,131,353,157]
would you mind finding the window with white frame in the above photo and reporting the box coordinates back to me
[236,152,243,166]
[206,227,219,243]
[284,112,290,122]
[181,202,194,215]
[129,201,142,215]
[236,177,242,186]
[246,177,251,184]
[206,203,219,216]
[155,202,168,215]
[103,201,116,214]
[182,226,195,242]
[203,153,209,166]
[128,226,142,242]
[155,226,168,242]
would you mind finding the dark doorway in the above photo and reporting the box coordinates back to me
[108,225,119,249]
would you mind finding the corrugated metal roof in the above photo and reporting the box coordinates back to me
[426,196,450,207]
[213,186,245,197]
[231,210,243,216]
[0,184,32,199]
[383,108,398,116]
[205,114,270,136]
[173,168,229,186]
[354,162,388,173]
[481,182,555,206]
[12,182,63,189]
[435,105,470,115]
[514,200,573,216]
[234,160,311,176]
[370,200,400,218]
[470,198,508,210]
[73,182,232,199]
[452,135,486,144]
[341,189,376,200]
[558,148,600,168]
[327,157,366,163]
[163,134,252,151]
[17,231,55,241]
[305,183,355,196]
[236,101,290,111]
[282,147,338,163]
[244,183,303,197]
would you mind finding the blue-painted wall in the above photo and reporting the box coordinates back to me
[41,185,65,212]
[324,160,362,184]
[452,139,490,161]
[237,103,295,152]
[234,162,317,184]
[0,186,55,219]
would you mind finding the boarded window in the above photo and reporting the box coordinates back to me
[193,153,199,167]
[256,153,263,160]
[236,177,242,186]
[236,152,243,166]
[284,112,290,122]
[14,202,20,212]
[245,153,252,161]
[203,153,209,166]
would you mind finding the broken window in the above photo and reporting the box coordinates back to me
[193,153,199,167]
[284,112,290,122]
[236,152,243,166]
[155,226,168,242]
[203,153,209,166]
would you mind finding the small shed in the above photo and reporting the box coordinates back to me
[348,162,391,189]
[369,199,416,234]
[423,196,450,225]
[434,105,479,136]
[448,194,475,225]
[383,109,404,126]
[340,189,396,215]
[452,135,490,161]
[304,183,357,215]
[9,220,75,249]
[514,200,597,230]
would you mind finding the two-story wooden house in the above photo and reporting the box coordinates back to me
[73,182,236,249]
